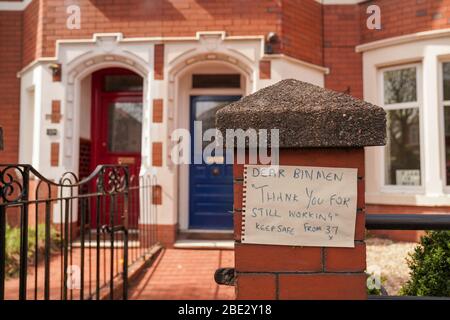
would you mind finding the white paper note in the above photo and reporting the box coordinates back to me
[242,165,358,248]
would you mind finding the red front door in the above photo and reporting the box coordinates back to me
[91,68,143,227]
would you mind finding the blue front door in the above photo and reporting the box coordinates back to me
[189,96,241,230]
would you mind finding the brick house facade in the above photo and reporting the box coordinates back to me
[1,0,450,244]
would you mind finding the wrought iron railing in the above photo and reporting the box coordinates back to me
[366,212,450,300]
[0,164,158,300]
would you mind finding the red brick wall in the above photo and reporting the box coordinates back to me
[1,8,25,223]
[234,148,367,300]
[152,99,164,123]
[17,0,326,68]
[154,44,164,81]
[50,142,59,166]
[323,5,363,99]
[152,142,163,167]
[156,224,178,248]
[30,1,450,75]
[37,0,283,65]
[282,0,323,66]
[0,10,22,163]
[79,138,91,179]
[259,60,271,79]
[323,0,450,99]
[360,0,450,44]
[22,0,41,67]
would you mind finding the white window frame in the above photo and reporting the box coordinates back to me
[439,60,450,193]
[379,63,425,193]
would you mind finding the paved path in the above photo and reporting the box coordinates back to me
[4,247,128,300]
[128,249,235,300]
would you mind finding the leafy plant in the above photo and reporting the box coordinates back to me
[5,224,61,278]
[400,231,450,297]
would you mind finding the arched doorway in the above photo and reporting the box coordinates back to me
[90,68,143,177]
[87,67,144,227]
[173,61,249,232]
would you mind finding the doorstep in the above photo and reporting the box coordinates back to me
[173,239,234,249]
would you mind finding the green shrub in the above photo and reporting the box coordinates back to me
[5,224,61,278]
[400,231,450,297]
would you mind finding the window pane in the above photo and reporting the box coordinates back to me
[444,62,450,101]
[104,75,143,92]
[194,100,237,149]
[385,108,421,186]
[192,74,241,88]
[108,102,142,153]
[384,67,417,104]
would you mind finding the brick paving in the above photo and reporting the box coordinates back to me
[129,249,235,300]
[4,247,129,300]
[4,247,234,300]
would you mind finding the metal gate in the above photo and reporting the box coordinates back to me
[0,164,158,300]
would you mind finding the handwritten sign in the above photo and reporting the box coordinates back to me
[395,170,420,186]
[242,165,358,248]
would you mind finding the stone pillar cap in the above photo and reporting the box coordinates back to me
[216,79,386,148]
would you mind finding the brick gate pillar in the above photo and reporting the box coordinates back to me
[216,79,386,300]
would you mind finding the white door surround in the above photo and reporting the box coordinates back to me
[18,31,326,229]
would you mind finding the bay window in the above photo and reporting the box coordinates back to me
[382,65,421,187]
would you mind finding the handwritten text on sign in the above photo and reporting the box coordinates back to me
[243,165,358,248]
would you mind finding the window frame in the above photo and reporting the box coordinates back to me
[379,63,424,193]
[439,60,450,193]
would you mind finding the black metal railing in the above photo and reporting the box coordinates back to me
[366,213,450,230]
[0,164,158,300]
[366,212,450,300]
